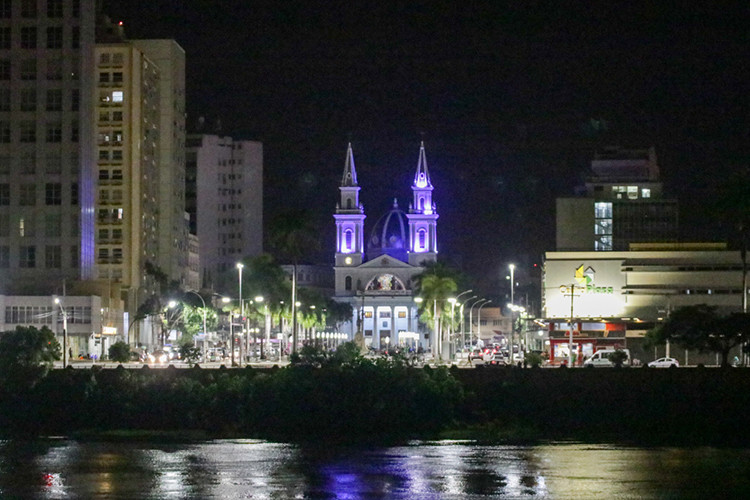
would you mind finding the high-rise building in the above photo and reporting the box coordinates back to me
[556,146,679,251]
[0,0,97,295]
[185,134,263,293]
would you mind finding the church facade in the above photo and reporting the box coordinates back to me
[333,143,439,350]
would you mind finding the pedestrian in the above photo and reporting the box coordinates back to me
[69,347,73,359]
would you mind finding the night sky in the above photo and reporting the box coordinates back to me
[104,0,748,297]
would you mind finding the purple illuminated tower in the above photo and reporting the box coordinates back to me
[334,143,366,267]
[407,141,439,265]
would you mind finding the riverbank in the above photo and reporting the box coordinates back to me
[2,363,748,446]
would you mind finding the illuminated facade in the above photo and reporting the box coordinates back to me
[333,142,439,349]
[542,244,746,364]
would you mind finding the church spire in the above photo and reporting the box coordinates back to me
[341,142,358,187]
[413,141,432,189]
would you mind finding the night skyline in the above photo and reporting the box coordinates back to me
[105,0,749,293]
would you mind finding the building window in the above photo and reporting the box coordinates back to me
[0,26,11,49]
[70,245,78,267]
[45,121,62,143]
[0,59,9,79]
[594,202,613,251]
[21,27,37,48]
[20,184,36,205]
[70,183,78,205]
[46,26,63,49]
[345,276,352,290]
[112,72,122,83]
[642,188,651,198]
[71,26,79,49]
[45,245,61,268]
[20,121,36,142]
[72,0,79,17]
[0,183,8,205]
[45,214,61,237]
[70,120,78,142]
[112,90,123,102]
[47,0,63,18]
[0,0,10,18]
[47,58,62,80]
[21,0,37,17]
[99,72,109,83]
[45,89,62,111]
[19,245,36,268]
[20,153,35,174]
[45,183,61,205]
[0,121,8,143]
[20,89,37,111]
[0,88,9,111]
[45,153,62,174]
[20,58,36,80]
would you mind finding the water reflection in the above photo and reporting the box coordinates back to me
[0,439,749,498]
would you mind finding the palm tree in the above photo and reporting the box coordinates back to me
[268,209,320,353]
[413,264,458,360]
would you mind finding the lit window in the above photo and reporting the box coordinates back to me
[627,186,638,200]
[641,188,651,198]
[112,91,123,102]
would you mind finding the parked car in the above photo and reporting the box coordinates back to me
[583,348,631,368]
[486,352,507,366]
[647,357,680,368]
[468,348,484,362]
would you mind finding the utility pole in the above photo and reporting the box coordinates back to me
[563,284,582,366]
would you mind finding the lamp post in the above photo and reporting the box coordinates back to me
[233,263,244,367]
[186,290,207,363]
[469,298,488,347]
[459,295,477,350]
[54,297,68,368]
[507,263,515,353]
[477,300,491,347]
[255,295,270,359]
[448,289,473,360]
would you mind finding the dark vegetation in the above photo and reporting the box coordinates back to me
[1,341,750,446]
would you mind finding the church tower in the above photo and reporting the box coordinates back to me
[334,143,366,267]
[407,141,439,265]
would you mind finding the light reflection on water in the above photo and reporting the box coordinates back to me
[0,439,749,499]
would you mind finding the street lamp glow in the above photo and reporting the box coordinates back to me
[254,295,264,303]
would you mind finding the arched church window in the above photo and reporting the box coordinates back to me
[419,197,425,211]
[344,229,352,251]
[346,199,352,209]
[345,276,352,290]
[418,229,426,249]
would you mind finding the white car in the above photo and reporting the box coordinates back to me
[648,357,680,368]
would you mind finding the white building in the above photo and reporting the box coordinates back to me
[185,134,263,293]
[333,142,439,352]
[542,244,746,364]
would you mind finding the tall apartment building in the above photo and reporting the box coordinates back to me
[185,134,263,294]
[94,39,161,312]
[0,0,97,295]
[556,146,679,251]
[130,39,187,289]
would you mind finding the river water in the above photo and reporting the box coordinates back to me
[1,439,748,499]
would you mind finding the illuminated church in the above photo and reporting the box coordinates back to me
[333,142,438,350]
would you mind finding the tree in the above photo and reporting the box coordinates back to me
[413,262,459,360]
[268,209,320,354]
[607,349,628,368]
[646,305,750,367]
[0,325,60,369]
[108,341,131,363]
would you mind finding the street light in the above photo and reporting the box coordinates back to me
[459,295,477,349]
[447,289,473,360]
[53,297,68,368]
[186,290,207,363]
[477,300,491,347]
[469,298,488,347]
[235,262,244,367]
[507,263,516,354]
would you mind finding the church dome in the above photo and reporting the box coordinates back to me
[367,199,409,262]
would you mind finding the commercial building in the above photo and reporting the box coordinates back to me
[185,134,263,294]
[542,244,746,365]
